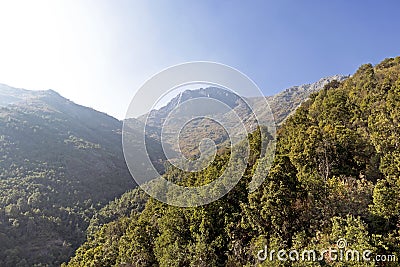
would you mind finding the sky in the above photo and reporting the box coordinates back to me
[0,0,399,119]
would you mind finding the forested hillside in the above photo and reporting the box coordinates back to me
[66,57,400,266]
[0,88,137,266]
[0,72,346,266]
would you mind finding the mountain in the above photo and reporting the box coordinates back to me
[142,87,243,127]
[0,84,135,199]
[0,84,138,266]
[0,74,347,266]
[250,74,348,125]
[0,84,35,107]
[65,57,400,267]
[138,87,252,159]
[136,75,347,159]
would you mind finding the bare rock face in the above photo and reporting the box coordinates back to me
[136,75,348,159]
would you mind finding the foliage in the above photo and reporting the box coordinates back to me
[66,57,400,266]
[0,90,136,266]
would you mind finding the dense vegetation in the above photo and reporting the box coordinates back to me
[66,57,400,266]
[262,74,348,125]
[0,90,136,266]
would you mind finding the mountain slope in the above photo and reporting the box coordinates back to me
[0,85,138,266]
[0,74,351,266]
[250,74,348,125]
[136,76,347,159]
[66,57,400,266]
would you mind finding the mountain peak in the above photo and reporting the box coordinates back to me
[0,84,66,108]
[45,88,62,96]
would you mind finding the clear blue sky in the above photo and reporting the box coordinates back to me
[0,0,399,119]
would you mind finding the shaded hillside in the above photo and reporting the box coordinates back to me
[66,57,400,266]
[0,85,137,266]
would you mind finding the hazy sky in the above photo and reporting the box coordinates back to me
[0,0,399,119]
